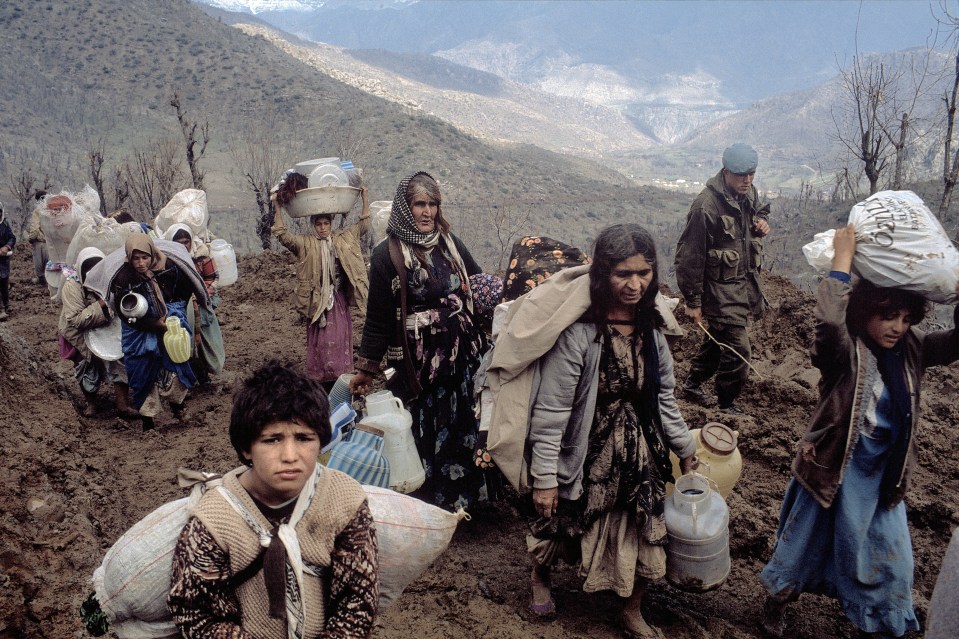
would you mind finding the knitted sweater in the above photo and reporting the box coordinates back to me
[170,467,377,639]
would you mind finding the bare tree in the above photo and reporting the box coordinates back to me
[109,166,131,214]
[939,15,959,219]
[124,137,187,221]
[486,200,533,271]
[6,149,55,236]
[227,109,305,249]
[832,55,892,195]
[88,139,109,216]
[869,43,938,191]
[89,140,131,215]
[325,118,368,169]
[170,92,210,190]
[832,2,937,198]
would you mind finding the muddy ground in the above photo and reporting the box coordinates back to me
[1,245,957,639]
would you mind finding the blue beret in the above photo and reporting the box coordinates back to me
[722,143,759,174]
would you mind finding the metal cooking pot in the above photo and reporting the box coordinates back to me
[120,292,148,321]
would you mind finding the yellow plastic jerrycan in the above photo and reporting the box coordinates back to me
[668,422,742,499]
[163,316,192,364]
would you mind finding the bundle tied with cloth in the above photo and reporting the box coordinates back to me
[802,190,959,303]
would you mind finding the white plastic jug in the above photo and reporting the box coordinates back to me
[360,391,425,494]
[209,239,238,287]
[664,472,730,593]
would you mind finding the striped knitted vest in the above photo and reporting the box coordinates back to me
[193,466,367,638]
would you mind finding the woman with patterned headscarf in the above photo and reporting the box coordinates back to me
[165,223,226,383]
[271,178,371,392]
[350,172,487,510]
[110,234,197,430]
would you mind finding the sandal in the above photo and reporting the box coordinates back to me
[529,562,555,619]
[528,593,556,619]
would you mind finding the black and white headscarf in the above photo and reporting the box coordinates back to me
[386,171,441,248]
[385,171,473,312]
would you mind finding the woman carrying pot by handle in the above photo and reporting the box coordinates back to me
[165,224,226,384]
[522,224,698,638]
[59,247,139,420]
[110,234,197,431]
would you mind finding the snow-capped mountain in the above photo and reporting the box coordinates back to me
[200,0,314,14]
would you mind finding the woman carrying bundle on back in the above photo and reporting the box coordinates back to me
[760,225,959,639]
[59,247,139,419]
[165,224,225,383]
[110,235,197,431]
[521,224,699,638]
[271,175,371,393]
[349,171,488,511]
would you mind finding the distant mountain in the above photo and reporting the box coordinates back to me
[200,0,313,13]
[207,7,951,194]
[3,0,701,266]
[193,0,942,184]
[203,1,935,101]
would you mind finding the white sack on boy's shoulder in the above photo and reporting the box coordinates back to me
[803,191,959,304]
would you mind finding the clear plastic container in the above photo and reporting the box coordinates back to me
[209,239,238,287]
[340,160,362,187]
[308,163,349,188]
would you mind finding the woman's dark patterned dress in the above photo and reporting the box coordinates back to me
[404,246,486,510]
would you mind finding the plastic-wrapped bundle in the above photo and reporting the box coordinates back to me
[803,191,959,303]
[40,194,82,265]
[153,189,208,238]
[369,200,392,244]
[73,185,102,215]
[65,216,139,268]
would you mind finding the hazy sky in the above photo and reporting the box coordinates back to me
[212,0,951,100]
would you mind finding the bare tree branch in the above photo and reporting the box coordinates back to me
[227,107,306,249]
[170,92,210,190]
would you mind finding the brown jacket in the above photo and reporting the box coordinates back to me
[58,277,111,360]
[272,212,371,321]
[792,276,959,508]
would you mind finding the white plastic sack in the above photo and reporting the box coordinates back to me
[369,200,392,244]
[73,185,102,216]
[362,485,467,608]
[802,229,836,273]
[91,470,223,639]
[154,189,208,237]
[65,215,137,268]
[850,191,959,303]
[92,497,191,639]
[40,194,82,266]
[93,474,462,636]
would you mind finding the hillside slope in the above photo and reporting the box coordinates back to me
[1,244,956,639]
[1,0,671,263]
